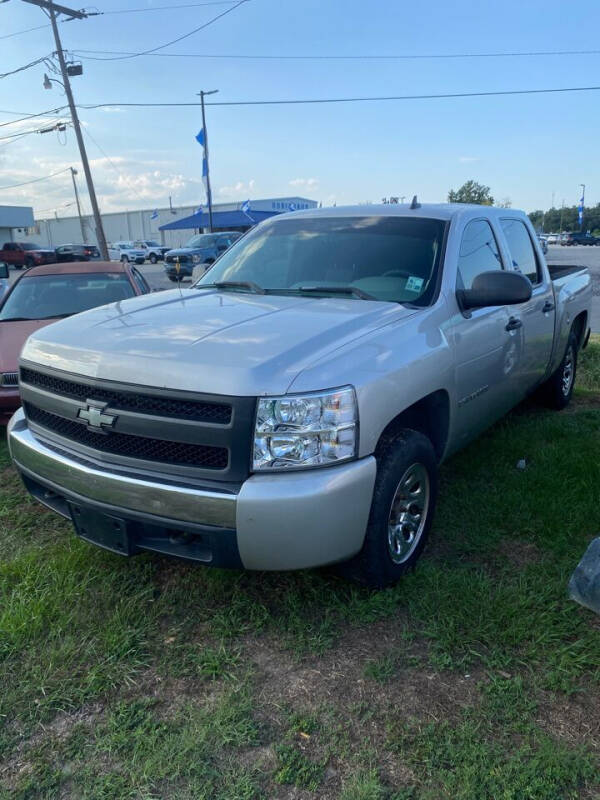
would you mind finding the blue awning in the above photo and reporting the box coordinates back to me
[159,209,279,231]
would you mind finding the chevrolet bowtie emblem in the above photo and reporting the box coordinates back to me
[78,400,117,431]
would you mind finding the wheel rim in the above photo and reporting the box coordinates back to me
[562,346,574,396]
[387,463,430,565]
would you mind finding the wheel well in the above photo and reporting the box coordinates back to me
[572,311,587,350]
[376,390,450,462]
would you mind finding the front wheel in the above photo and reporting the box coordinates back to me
[149,253,158,264]
[24,258,34,269]
[538,329,578,410]
[168,275,182,283]
[121,255,129,264]
[339,429,438,588]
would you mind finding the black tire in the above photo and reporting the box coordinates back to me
[168,275,182,283]
[149,253,158,264]
[338,429,438,588]
[24,258,34,269]
[538,329,578,410]
[14,264,23,270]
[121,255,129,264]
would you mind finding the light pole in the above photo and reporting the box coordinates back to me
[196,89,219,232]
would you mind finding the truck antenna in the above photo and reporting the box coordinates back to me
[410,195,421,210]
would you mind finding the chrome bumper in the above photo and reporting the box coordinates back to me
[8,408,377,570]
[8,408,235,528]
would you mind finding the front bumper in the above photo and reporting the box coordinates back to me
[164,263,193,277]
[8,408,377,571]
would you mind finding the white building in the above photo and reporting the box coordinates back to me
[0,205,35,246]
[24,197,318,251]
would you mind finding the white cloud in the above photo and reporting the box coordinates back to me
[217,179,256,199]
[289,177,319,189]
[459,156,480,163]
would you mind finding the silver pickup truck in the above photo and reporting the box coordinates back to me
[7,203,592,587]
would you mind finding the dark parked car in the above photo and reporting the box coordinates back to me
[164,232,241,282]
[55,244,101,262]
[561,232,599,246]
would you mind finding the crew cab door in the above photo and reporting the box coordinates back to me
[449,219,526,445]
[2,244,16,265]
[499,218,555,389]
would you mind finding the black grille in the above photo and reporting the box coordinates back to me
[166,255,190,265]
[20,368,231,424]
[1,372,19,387]
[25,403,229,470]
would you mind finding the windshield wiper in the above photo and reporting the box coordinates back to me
[202,281,266,295]
[0,317,33,322]
[297,285,377,300]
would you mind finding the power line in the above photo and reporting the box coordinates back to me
[0,167,71,191]
[74,46,600,62]
[0,23,49,41]
[0,107,69,128]
[79,0,250,61]
[101,2,241,14]
[75,84,600,108]
[82,126,149,206]
[0,0,240,38]
[0,55,54,80]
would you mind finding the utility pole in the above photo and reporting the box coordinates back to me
[197,89,219,232]
[560,199,565,233]
[579,183,586,232]
[70,167,86,243]
[23,0,109,259]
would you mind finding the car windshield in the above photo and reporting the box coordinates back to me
[145,241,160,247]
[185,234,218,248]
[196,216,447,305]
[0,273,135,321]
[21,243,42,251]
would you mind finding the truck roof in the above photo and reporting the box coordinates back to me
[18,261,128,277]
[277,203,526,223]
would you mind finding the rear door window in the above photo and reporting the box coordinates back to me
[500,219,541,285]
[456,220,503,290]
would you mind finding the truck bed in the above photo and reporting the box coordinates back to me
[548,264,587,281]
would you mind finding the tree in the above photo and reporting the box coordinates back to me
[448,180,494,205]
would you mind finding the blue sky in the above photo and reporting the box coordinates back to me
[1,0,599,217]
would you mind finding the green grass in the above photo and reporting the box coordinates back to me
[1,341,600,797]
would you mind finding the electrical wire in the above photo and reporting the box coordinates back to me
[82,126,148,205]
[0,55,54,80]
[0,107,70,129]
[80,0,250,61]
[0,23,50,42]
[74,46,600,62]
[75,84,600,108]
[0,167,71,191]
[101,2,241,14]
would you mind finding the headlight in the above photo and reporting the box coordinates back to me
[253,386,358,471]
[192,254,202,264]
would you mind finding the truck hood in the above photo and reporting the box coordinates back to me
[166,247,211,257]
[21,289,416,396]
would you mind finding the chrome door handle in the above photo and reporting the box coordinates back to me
[542,301,555,313]
[505,317,523,332]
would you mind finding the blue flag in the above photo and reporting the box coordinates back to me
[202,156,209,195]
[289,202,296,212]
[578,196,584,226]
[150,209,158,220]
[195,205,203,215]
[195,129,205,147]
[241,199,250,214]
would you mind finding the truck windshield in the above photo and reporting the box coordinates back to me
[196,216,446,304]
[185,234,218,248]
[0,273,135,321]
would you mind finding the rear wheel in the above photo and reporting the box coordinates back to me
[538,329,578,410]
[338,429,438,588]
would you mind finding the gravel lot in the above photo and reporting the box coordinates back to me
[7,245,600,330]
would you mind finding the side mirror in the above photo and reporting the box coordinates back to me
[457,270,532,311]
[0,262,8,279]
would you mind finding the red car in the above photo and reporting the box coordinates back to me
[0,261,151,424]
[0,242,57,269]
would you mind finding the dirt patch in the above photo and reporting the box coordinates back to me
[496,538,544,569]
[535,688,600,752]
